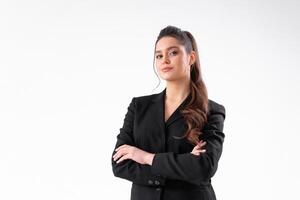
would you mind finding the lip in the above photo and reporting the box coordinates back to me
[162,67,173,72]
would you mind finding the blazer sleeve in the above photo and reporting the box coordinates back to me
[150,103,226,182]
[111,97,166,187]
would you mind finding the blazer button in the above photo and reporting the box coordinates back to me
[148,180,153,185]
[154,180,160,185]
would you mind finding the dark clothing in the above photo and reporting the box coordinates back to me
[111,88,226,200]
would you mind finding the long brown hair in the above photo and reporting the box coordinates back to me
[152,25,209,145]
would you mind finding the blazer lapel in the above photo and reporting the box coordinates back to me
[165,90,191,127]
[151,88,166,133]
[151,87,192,128]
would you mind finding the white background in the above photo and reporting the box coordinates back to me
[1,0,299,199]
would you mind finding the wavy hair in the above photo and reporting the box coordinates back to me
[152,25,209,145]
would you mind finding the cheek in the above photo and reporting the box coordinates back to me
[179,58,190,71]
[155,60,163,68]
[174,55,188,66]
[181,56,190,66]
[174,59,188,71]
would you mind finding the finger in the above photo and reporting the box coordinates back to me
[195,141,202,147]
[194,143,206,150]
[113,151,122,161]
[191,152,200,156]
[193,145,205,150]
[195,148,206,152]
[113,148,127,161]
[192,149,206,154]
[199,140,205,144]
[113,148,121,158]
[116,154,129,164]
[114,145,132,160]
[197,141,206,147]
[115,146,122,152]
[114,146,129,158]
[116,144,130,151]
[193,146,202,151]
[115,144,127,152]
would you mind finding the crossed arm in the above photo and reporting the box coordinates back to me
[112,139,206,165]
[111,97,225,185]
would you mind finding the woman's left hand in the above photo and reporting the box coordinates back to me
[113,144,155,165]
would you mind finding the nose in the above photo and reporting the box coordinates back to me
[162,55,170,64]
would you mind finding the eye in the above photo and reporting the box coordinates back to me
[155,50,178,59]
[156,55,162,59]
[169,50,178,55]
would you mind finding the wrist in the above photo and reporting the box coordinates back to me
[145,153,155,165]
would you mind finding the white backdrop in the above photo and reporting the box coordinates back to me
[0,0,299,199]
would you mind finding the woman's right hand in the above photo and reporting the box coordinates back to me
[190,140,206,156]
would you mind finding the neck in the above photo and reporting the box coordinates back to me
[165,78,190,103]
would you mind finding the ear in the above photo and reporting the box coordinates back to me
[188,51,196,66]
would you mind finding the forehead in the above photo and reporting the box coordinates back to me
[155,36,184,53]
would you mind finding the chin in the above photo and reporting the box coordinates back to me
[161,75,178,82]
[159,71,179,81]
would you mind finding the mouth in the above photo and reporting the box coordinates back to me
[162,67,173,72]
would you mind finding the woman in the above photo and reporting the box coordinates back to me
[111,25,226,200]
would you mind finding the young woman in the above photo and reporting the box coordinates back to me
[111,25,226,200]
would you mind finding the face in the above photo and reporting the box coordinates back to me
[155,36,195,82]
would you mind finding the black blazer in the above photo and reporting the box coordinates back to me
[111,88,226,200]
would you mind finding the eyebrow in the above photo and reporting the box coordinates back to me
[155,46,179,54]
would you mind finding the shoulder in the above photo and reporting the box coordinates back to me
[131,91,162,105]
[134,93,157,102]
[126,92,160,110]
[208,99,226,119]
